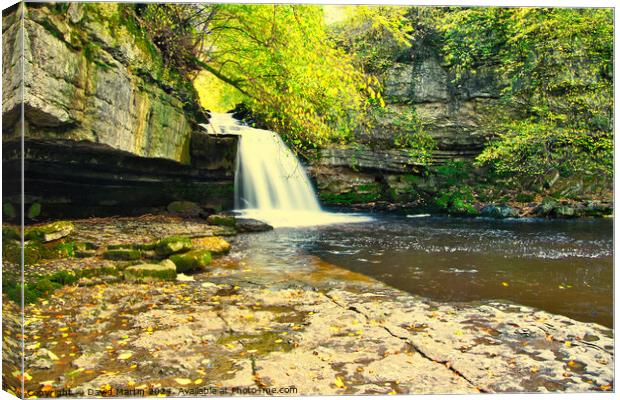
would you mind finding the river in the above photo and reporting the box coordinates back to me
[230,214,613,327]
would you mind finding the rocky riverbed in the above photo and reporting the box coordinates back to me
[2,215,614,397]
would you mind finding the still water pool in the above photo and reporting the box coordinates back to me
[232,214,613,327]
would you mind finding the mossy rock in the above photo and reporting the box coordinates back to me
[155,236,192,256]
[2,226,20,241]
[74,242,98,258]
[169,249,212,273]
[191,236,231,254]
[124,262,177,282]
[167,201,203,217]
[102,248,141,261]
[207,214,236,227]
[3,203,16,220]
[25,221,74,242]
[27,203,42,219]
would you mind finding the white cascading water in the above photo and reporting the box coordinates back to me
[201,113,371,227]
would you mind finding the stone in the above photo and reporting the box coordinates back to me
[554,205,576,218]
[102,248,141,261]
[67,3,84,24]
[11,6,195,162]
[191,236,231,254]
[533,198,558,217]
[27,202,42,220]
[155,236,192,256]
[207,214,236,227]
[3,203,16,219]
[169,250,212,273]
[166,201,203,217]
[124,262,176,282]
[480,204,519,219]
[24,221,74,242]
[543,169,560,189]
[235,218,273,233]
[583,201,613,217]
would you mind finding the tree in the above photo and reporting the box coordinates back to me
[439,8,613,182]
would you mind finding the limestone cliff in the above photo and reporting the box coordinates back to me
[2,3,235,218]
[309,36,502,209]
[3,2,199,163]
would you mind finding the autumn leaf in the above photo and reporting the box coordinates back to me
[117,352,133,360]
[334,376,346,389]
[175,378,192,385]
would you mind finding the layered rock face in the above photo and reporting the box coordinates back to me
[309,42,501,208]
[2,3,235,218]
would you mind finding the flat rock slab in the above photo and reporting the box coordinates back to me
[2,215,614,397]
[10,270,613,397]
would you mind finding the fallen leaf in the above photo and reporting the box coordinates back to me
[117,352,133,360]
[334,376,346,389]
[174,378,192,385]
[501,282,509,287]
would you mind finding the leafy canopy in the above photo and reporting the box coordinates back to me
[439,8,613,181]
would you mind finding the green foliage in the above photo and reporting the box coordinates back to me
[438,8,613,184]
[195,5,379,152]
[3,203,16,220]
[476,120,613,180]
[374,107,436,165]
[328,6,413,74]
[435,186,477,215]
[433,161,471,186]
[319,191,381,205]
[27,203,42,220]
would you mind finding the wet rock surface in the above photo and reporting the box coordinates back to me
[2,215,614,397]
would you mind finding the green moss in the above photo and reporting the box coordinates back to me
[124,262,177,282]
[319,190,382,205]
[155,236,193,256]
[169,249,212,273]
[2,226,20,241]
[102,248,141,261]
[207,214,236,227]
[3,203,16,220]
[217,331,293,356]
[515,193,535,203]
[38,19,66,42]
[26,203,42,219]
[24,221,74,242]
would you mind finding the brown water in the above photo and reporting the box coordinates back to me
[231,215,613,327]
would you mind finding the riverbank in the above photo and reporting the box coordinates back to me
[2,214,614,396]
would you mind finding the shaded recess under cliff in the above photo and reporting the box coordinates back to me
[2,3,234,219]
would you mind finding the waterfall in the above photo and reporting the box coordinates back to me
[201,113,371,227]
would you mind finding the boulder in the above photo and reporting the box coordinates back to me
[191,236,231,254]
[207,214,236,227]
[169,250,212,273]
[553,206,576,218]
[27,203,42,219]
[74,242,98,258]
[167,201,203,217]
[236,218,273,233]
[3,203,16,219]
[480,205,519,219]
[583,201,613,217]
[533,198,558,217]
[24,221,74,242]
[155,236,192,256]
[102,248,141,261]
[124,262,177,282]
